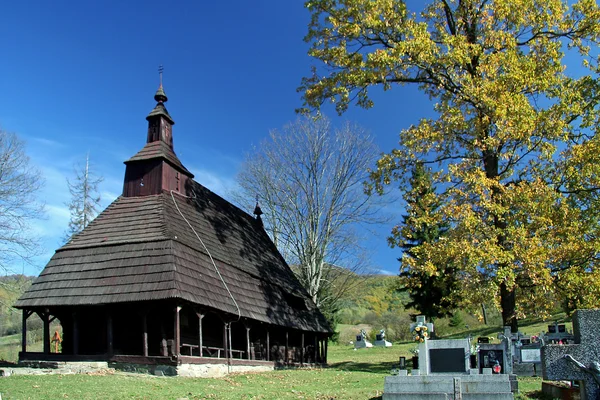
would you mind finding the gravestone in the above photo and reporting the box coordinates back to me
[354,329,373,349]
[374,329,393,347]
[479,343,507,374]
[424,339,471,375]
[542,309,600,400]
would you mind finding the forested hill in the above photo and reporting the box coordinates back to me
[0,275,34,336]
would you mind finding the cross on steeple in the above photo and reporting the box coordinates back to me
[158,64,164,87]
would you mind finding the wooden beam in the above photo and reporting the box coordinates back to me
[223,322,228,360]
[174,306,182,357]
[196,312,204,357]
[285,331,289,365]
[266,330,270,362]
[106,313,113,356]
[246,324,251,360]
[324,336,328,364]
[22,310,32,353]
[314,334,318,364]
[228,323,233,359]
[73,312,79,356]
[142,313,148,357]
[301,332,305,366]
[43,312,50,354]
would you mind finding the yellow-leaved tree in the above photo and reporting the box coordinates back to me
[299,0,600,331]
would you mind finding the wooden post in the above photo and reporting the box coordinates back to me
[107,313,113,356]
[228,323,233,359]
[196,312,204,357]
[301,332,305,366]
[324,336,328,364]
[223,322,228,359]
[42,311,50,354]
[285,331,289,365]
[73,312,79,355]
[246,324,251,360]
[142,313,148,357]
[266,330,270,362]
[22,310,31,353]
[174,306,181,357]
[313,335,318,364]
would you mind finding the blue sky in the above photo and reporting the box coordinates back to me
[1,1,435,276]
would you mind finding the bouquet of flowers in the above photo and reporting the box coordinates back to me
[412,325,429,342]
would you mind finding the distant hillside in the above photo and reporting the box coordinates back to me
[0,275,34,336]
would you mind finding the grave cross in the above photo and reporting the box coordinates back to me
[541,309,600,400]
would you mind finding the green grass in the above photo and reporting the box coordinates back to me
[0,343,549,400]
[1,316,566,399]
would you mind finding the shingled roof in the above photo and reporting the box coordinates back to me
[15,82,332,334]
[15,180,330,332]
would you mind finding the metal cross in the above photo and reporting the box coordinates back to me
[158,64,164,86]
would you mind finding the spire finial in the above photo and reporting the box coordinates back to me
[253,195,264,227]
[154,65,168,103]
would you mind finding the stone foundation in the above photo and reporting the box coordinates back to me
[2,359,274,378]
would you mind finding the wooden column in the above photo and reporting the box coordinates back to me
[196,312,204,357]
[22,310,32,353]
[42,311,50,354]
[73,312,79,355]
[228,323,233,359]
[106,313,113,356]
[266,330,270,362]
[246,324,251,360]
[223,322,228,359]
[324,336,328,364]
[313,334,318,364]
[285,331,289,365]
[142,313,148,357]
[301,332,305,366]
[174,306,181,357]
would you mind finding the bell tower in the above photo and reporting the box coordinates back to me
[122,67,193,197]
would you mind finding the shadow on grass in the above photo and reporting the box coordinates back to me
[327,360,397,374]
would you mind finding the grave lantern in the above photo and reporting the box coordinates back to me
[399,356,406,369]
[493,361,502,374]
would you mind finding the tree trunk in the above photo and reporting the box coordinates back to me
[500,282,518,333]
[484,149,518,332]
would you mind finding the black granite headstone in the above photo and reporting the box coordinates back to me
[479,349,505,374]
[429,348,466,373]
[356,335,363,342]
[376,334,383,341]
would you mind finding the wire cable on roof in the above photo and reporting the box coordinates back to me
[169,190,241,321]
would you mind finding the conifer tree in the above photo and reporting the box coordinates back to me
[392,162,458,320]
[64,154,103,241]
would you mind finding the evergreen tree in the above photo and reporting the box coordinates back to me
[392,163,458,320]
[64,154,103,241]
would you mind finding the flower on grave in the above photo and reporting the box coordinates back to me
[412,324,428,342]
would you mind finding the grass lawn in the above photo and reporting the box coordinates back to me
[0,343,552,400]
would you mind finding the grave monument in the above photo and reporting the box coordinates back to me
[383,316,515,399]
[542,309,600,400]
[354,329,373,349]
[374,329,393,347]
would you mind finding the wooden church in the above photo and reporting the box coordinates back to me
[14,80,332,375]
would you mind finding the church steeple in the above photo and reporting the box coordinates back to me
[122,67,193,198]
[146,65,174,149]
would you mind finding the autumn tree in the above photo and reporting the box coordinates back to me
[236,116,382,323]
[300,0,600,330]
[393,162,459,320]
[64,154,103,241]
[0,129,44,275]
